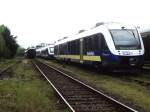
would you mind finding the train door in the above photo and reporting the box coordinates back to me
[80,38,83,63]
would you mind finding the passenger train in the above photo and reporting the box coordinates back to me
[36,44,54,59]
[54,22,145,70]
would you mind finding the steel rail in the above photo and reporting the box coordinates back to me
[34,59,138,112]
[33,61,75,112]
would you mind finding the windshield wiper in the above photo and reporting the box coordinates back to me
[122,27,139,44]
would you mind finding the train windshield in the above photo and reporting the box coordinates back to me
[50,47,54,53]
[110,29,141,50]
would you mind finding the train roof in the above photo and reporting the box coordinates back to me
[55,22,136,45]
[36,44,54,51]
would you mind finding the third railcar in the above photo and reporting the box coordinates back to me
[25,48,36,59]
[54,22,144,70]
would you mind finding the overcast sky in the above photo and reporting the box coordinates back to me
[0,0,150,48]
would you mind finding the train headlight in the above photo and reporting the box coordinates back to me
[129,58,137,66]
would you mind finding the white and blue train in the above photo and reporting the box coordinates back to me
[54,22,145,70]
[36,44,54,59]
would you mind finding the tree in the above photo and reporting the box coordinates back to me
[16,46,25,57]
[0,34,6,57]
[0,25,18,58]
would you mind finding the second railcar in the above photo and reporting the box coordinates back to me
[36,45,54,59]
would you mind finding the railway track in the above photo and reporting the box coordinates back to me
[0,60,21,79]
[44,59,150,89]
[0,64,13,76]
[33,59,138,112]
[142,66,150,73]
[143,61,150,72]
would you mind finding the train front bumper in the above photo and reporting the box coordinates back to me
[102,55,144,69]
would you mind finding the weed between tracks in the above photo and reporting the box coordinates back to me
[45,60,150,112]
[0,59,69,112]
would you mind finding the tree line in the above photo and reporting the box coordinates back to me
[0,25,18,58]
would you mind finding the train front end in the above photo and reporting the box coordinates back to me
[102,23,144,69]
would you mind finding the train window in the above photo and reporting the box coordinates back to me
[83,33,103,54]
[62,44,64,54]
[59,44,64,55]
[70,41,74,54]
[70,42,72,54]
[101,36,109,50]
[92,34,101,51]
[46,49,48,55]
[63,43,66,54]
[58,45,60,55]
[65,39,80,55]
[60,44,63,54]
[54,45,59,55]
[110,29,141,50]
[58,45,61,54]
[76,39,80,54]
[50,47,54,53]
[63,43,67,55]
[68,42,71,54]
[58,43,68,55]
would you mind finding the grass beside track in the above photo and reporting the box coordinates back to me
[45,59,150,112]
[0,59,69,112]
[0,59,15,70]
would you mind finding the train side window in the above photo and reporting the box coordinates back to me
[70,41,73,54]
[59,44,62,54]
[76,39,80,54]
[58,45,60,54]
[68,40,80,55]
[59,45,61,55]
[101,36,108,50]
[83,38,86,54]
[55,45,58,55]
[83,34,99,54]
[87,36,91,51]
[83,37,89,54]
[92,34,102,51]
[63,43,67,54]
[54,46,56,54]
[68,42,71,54]
[46,49,48,55]
[62,44,64,54]
[50,47,54,53]
[97,34,102,50]
[69,41,74,55]
[67,42,69,54]
[72,40,76,54]
[62,44,65,54]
